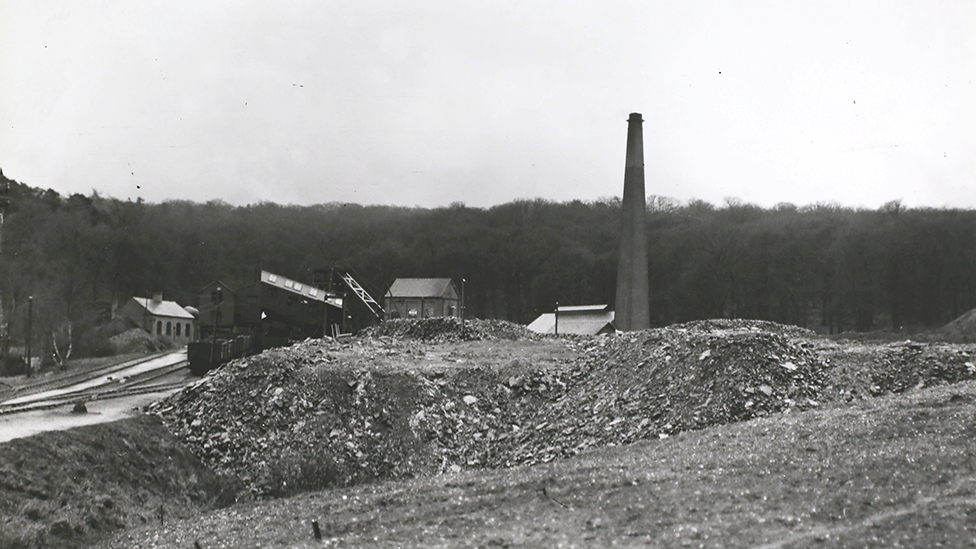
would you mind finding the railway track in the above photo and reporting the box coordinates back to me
[2,352,176,399]
[0,353,192,417]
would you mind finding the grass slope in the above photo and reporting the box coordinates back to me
[0,416,239,549]
[101,380,976,549]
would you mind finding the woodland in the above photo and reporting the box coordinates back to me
[1,169,974,366]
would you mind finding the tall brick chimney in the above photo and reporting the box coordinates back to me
[614,113,650,331]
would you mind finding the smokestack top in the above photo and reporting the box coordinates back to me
[625,112,645,170]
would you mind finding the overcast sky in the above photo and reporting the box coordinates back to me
[1,1,974,209]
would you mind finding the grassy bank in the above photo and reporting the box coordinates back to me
[0,416,239,549]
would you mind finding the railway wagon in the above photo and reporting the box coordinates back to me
[187,335,256,376]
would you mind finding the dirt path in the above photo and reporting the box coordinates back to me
[0,388,183,443]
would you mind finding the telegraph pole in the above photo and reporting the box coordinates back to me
[0,174,9,255]
[209,287,222,370]
[554,301,559,335]
[26,296,33,377]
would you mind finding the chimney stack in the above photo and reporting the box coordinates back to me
[614,113,650,331]
[152,292,163,304]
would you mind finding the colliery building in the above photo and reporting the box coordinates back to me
[384,278,460,319]
[198,270,343,342]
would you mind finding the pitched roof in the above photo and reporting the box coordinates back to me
[199,280,236,295]
[386,278,456,298]
[132,297,195,319]
[527,308,616,335]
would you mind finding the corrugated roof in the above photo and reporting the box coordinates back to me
[527,309,616,335]
[133,297,195,319]
[557,304,609,313]
[386,278,455,298]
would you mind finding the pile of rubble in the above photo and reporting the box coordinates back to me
[361,317,539,343]
[149,339,379,496]
[150,318,839,496]
[503,320,828,465]
[148,314,976,499]
[148,334,567,497]
[821,340,976,398]
[927,309,976,343]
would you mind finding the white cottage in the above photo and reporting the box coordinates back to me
[119,292,196,345]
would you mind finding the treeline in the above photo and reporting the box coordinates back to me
[1,169,974,363]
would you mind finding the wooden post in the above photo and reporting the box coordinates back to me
[209,287,221,370]
[312,520,322,540]
[554,302,559,335]
[26,296,32,377]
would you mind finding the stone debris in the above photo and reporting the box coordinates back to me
[148,318,976,498]
[360,317,540,343]
[504,319,830,466]
[820,339,976,399]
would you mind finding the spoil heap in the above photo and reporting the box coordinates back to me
[928,309,976,343]
[150,318,836,496]
[504,319,829,465]
[361,317,539,343]
[149,338,399,497]
[868,342,976,393]
[821,339,976,399]
[149,335,548,497]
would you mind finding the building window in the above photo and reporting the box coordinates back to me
[157,321,162,335]
[166,322,172,336]
[294,283,303,291]
[186,323,191,337]
[309,288,318,297]
[284,280,294,289]
[176,323,181,336]
[268,274,278,282]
